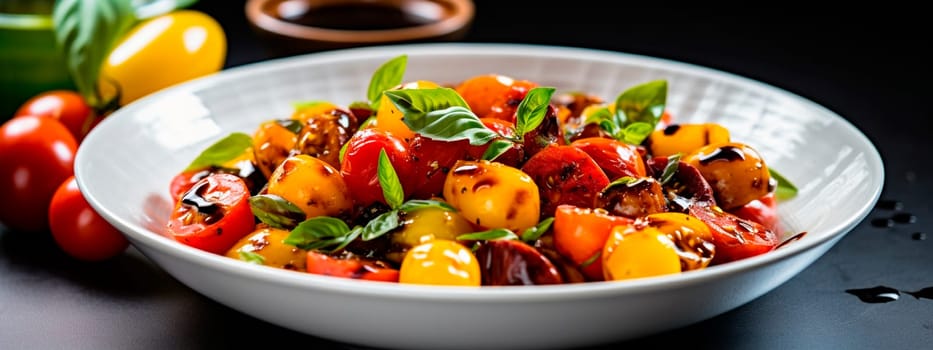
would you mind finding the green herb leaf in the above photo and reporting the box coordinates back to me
[385,88,498,146]
[284,216,353,251]
[53,0,136,109]
[238,250,265,265]
[769,168,798,200]
[249,194,306,229]
[481,139,514,161]
[619,121,654,145]
[602,176,641,192]
[377,149,405,209]
[521,217,554,242]
[360,210,401,241]
[583,106,613,125]
[398,199,455,213]
[580,251,601,268]
[658,153,682,185]
[367,55,408,110]
[276,119,304,134]
[615,79,667,127]
[514,87,556,139]
[292,100,330,111]
[184,132,253,171]
[457,228,519,241]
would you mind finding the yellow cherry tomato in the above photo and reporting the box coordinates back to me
[399,239,481,286]
[683,142,772,210]
[602,225,682,281]
[443,160,540,232]
[226,227,307,271]
[386,206,475,263]
[100,10,226,106]
[647,123,730,158]
[252,119,299,179]
[266,154,353,219]
[643,213,716,271]
[374,80,439,142]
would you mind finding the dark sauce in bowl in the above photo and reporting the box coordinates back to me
[274,0,446,30]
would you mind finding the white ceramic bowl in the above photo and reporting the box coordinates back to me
[75,43,884,350]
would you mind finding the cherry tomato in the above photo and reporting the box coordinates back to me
[306,250,399,282]
[408,135,470,199]
[571,137,647,180]
[0,116,77,233]
[14,90,94,142]
[168,168,213,202]
[730,192,780,234]
[48,176,128,261]
[100,10,226,106]
[455,74,537,120]
[602,225,682,281]
[521,145,610,217]
[475,239,563,285]
[464,118,524,167]
[553,205,633,281]
[399,239,481,286]
[340,128,414,207]
[688,201,778,264]
[166,173,255,255]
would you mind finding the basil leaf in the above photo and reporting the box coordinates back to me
[361,210,401,241]
[53,0,136,109]
[385,88,498,146]
[398,199,455,213]
[284,216,352,250]
[769,168,798,200]
[367,54,408,110]
[619,122,654,145]
[514,87,556,139]
[377,149,405,209]
[583,106,612,125]
[276,119,304,135]
[457,228,519,241]
[602,176,640,192]
[658,153,682,185]
[615,79,667,127]
[184,132,253,171]
[481,139,514,161]
[249,194,306,229]
[580,251,601,268]
[238,251,265,265]
[521,217,554,242]
[292,100,330,111]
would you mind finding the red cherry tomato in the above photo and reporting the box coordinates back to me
[553,205,633,281]
[306,250,399,282]
[730,192,780,234]
[49,176,129,261]
[408,135,470,199]
[340,129,414,206]
[571,137,647,180]
[0,116,77,233]
[689,201,779,264]
[15,90,94,142]
[521,145,610,217]
[168,168,214,202]
[166,173,255,254]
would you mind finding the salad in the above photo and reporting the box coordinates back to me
[164,55,797,286]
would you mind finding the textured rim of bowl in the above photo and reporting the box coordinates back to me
[76,42,884,302]
[244,0,475,44]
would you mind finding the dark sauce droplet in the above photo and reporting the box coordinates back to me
[912,232,926,241]
[663,124,681,135]
[906,287,933,300]
[875,199,904,211]
[870,218,894,228]
[846,286,900,303]
[775,231,807,250]
[892,213,917,224]
[181,181,219,216]
[697,145,745,165]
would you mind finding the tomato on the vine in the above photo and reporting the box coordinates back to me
[49,176,128,261]
[14,90,94,142]
[0,116,77,233]
[166,173,255,255]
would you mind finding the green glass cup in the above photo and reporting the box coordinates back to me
[0,0,75,120]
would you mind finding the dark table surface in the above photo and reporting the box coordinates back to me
[2,2,931,349]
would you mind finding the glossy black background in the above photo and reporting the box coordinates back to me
[1,1,931,349]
